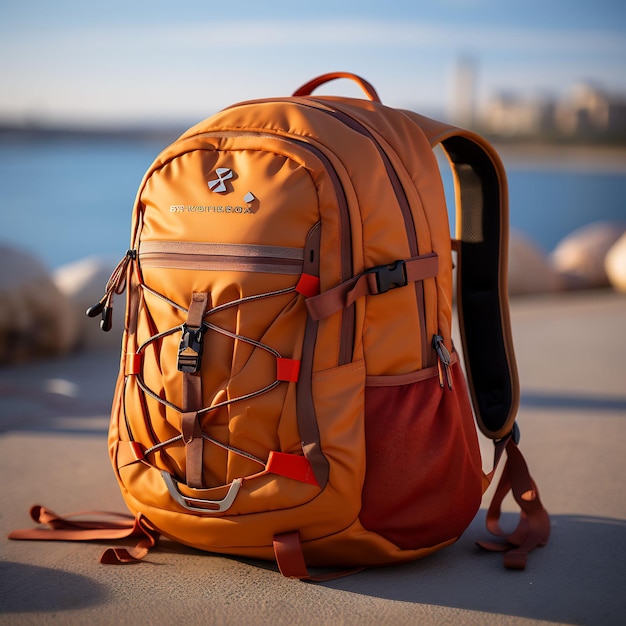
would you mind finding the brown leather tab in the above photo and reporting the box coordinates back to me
[181,369,204,488]
[273,531,311,579]
[273,531,365,581]
[187,292,208,328]
[181,410,204,488]
[181,390,204,488]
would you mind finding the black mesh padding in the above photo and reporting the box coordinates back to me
[442,136,515,438]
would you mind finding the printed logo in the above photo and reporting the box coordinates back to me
[170,169,259,216]
[208,167,233,193]
[170,204,253,214]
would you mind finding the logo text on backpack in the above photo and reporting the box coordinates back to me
[169,204,254,214]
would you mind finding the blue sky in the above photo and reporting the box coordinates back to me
[1,0,625,126]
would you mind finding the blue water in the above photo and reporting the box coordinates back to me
[1,136,625,269]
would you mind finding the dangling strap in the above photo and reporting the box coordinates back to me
[8,505,159,564]
[479,437,551,569]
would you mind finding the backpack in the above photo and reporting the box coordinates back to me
[10,72,549,575]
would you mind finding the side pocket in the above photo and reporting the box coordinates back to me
[361,360,483,550]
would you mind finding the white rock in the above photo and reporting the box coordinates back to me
[54,256,123,351]
[0,244,77,363]
[550,222,626,289]
[507,231,563,295]
[605,232,626,293]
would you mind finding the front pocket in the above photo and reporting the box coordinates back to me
[126,222,334,501]
[360,360,483,550]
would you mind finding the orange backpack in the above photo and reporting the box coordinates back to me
[11,73,549,575]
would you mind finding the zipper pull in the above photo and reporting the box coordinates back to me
[85,249,136,332]
[432,334,453,390]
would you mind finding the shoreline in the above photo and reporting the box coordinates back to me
[492,142,626,173]
[3,122,626,172]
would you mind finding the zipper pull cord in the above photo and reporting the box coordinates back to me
[432,334,453,390]
[85,249,136,331]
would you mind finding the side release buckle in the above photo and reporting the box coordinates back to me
[177,324,204,374]
[367,260,407,294]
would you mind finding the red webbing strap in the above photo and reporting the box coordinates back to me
[276,358,301,383]
[8,505,159,564]
[306,253,438,321]
[295,273,320,298]
[273,531,310,579]
[478,438,550,569]
[266,451,318,486]
[273,531,363,581]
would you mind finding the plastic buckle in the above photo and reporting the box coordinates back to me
[177,324,204,373]
[368,260,407,294]
[498,421,521,445]
[511,421,521,445]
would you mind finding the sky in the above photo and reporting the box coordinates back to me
[1,0,625,127]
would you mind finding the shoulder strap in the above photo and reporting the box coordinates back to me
[408,113,519,439]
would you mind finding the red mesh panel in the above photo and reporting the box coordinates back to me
[361,362,483,549]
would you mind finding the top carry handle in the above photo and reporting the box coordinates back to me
[293,71,382,103]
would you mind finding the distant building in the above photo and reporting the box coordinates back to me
[451,55,477,126]
[482,92,555,137]
[555,83,626,136]
[481,82,626,140]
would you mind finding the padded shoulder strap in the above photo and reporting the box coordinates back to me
[408,113,519,439]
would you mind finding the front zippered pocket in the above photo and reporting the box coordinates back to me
[138,240,305,275]
[137,131,355,367]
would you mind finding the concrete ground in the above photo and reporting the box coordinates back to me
[1,289,625,625]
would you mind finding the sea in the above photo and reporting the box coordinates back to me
[1,133,625,270]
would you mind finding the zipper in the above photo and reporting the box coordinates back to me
[86,248,136,331]
[432,334,453,390]
[138,241,305,275]
[288,100,431,367]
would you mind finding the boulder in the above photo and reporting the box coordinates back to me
[550,222,626,289]
[605,232,626,293]
[507,231,563,295]
[0,244,77,363]
[53,256,123,351]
